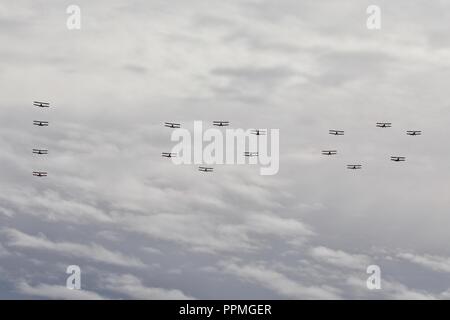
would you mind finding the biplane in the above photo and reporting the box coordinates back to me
[32,149,48,155]
[406,130,421,136]
[164,122,181,129]
[161,152,177,158]
[322,150,337,156]
[198,166,214,172]
[32,171,48,177]
[329,130,344,136]
[213,121,230,127]
[251,129,266,136]
[33,121,49,127]
[347,165,362,170]
[244,152,259,157]
[390,156,406,162]
[376,122,392,128]
[33,101,50,108]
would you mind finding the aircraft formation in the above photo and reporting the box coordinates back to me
[32,101,50,178]
[324,122,421,170]
[162,122,264,173]
[29,100,424,177]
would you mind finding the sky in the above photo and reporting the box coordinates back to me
[1,0,450,299]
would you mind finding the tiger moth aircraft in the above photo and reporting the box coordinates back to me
[33,121,49,127]
[251,129,266,136]
[347,165,362,170]
[244,152,259,157]
[198,166,214,173]
[161,152,177,158]
[33,101,50,108]
[329,130,344,136]
[213,121,230,127]
[32,171,48,177]
[32,149,48,155]
[164,122,181,129]
[391,156,406,162]
[407,130,422,136]
[322,150,337,156]
[376,122,392,128]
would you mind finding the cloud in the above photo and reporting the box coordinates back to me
[0,188,113,224]
[309,246,371,270]
[115,212,314,254]
[346,276,437,300]
[101,274,193,300]
[123,64,148,74]
[220,261,341,299]
[398,253,450,273]
[1,0,450,299]
[17,281,105,300]
[246,214,314,238]
[0,243,10,257]
[3,228,145,268]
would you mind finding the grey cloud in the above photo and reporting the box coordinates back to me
[219,260,342,299]
[3,228,145,268]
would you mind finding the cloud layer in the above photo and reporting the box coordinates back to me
[1,0,450,299]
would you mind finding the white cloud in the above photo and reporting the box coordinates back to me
[220,261,341,299]
[101,274,193,300]
[17,281,105,300]
[309,246,371,270]
[346,276,436,300]
[398,253,450,273]
[115,211,314,254]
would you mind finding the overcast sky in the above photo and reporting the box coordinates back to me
[1,0,450,299]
